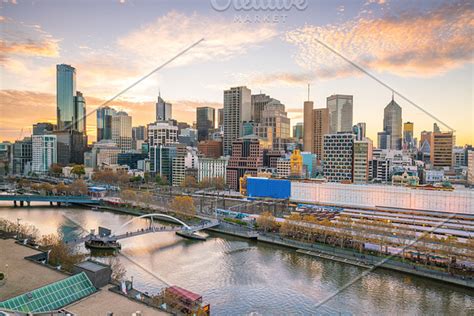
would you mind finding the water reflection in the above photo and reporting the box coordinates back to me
[0,203,472,315]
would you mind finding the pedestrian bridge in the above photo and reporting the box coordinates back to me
[66,213,220,247]
[0,194,100,206]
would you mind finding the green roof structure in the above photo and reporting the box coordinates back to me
[0,272,96,313]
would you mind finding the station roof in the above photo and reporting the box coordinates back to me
[0,272,96,313]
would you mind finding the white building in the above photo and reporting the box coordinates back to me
[468,150,474,186]
[112,111,132,153]
[276,158,291,178]
[91,140,121,168]
[198,157,228,182]
[323,133,355,182]
[184,147,199,169]
[147,121,178,147]
[32,135,57,174]
[291,181,474,214]
[453,147,466,167]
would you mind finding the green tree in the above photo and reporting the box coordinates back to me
[71,165,85,178]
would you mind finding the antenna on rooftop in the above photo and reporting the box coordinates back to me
[307,83,311,101]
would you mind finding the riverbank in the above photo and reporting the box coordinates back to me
[86,203,474,289]
[209,225,474,289]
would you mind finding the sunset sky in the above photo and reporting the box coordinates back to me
[1,0,473,145]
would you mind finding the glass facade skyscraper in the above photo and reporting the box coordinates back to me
[97,106,117,141]
[196,106,215,141]
[56,64,76,131]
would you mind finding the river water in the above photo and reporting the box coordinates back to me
[1,203,472,315]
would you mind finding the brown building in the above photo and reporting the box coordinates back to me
[303,100,329,160]
[226,137,270,191]
[197,140,223,158]
[430,131,454,168]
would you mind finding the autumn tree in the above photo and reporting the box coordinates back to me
[212,177,226,190]
[107,257,127,282]
[181,175,197,188]
[55,182,68,195]
[69,179,88,195]
[121,189,137,202]
[38,233,85,272]
[256,211,277,232]
[49,163,63,177]
[170,196,196,216]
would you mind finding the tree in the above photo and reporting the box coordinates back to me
[107,257,127,282]
[181,175,197,188]
[39,183,54,195]
[256,211,277,232]
[69,179,88,195]
[120,189,137,202]
[71,165,85,178]
[55,182,68,195]
[212,177,226,190]
[198,178,211,189]
[170,196,196,216]
[155,175,167,186]
[49,163,63,177]
[38,233,85,272]
[141,191,154,206]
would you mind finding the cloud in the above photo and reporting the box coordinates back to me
[0,17,60,61]
[285,0,474,78]
[0,90,221,142]
[117,11,278,67]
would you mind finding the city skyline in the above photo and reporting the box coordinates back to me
[1,0,473,145]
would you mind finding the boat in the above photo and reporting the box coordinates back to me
[176,230,207,241]
[85,237,121,250]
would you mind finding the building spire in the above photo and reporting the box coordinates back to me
[391,90,394,102]
[307,83,310,101]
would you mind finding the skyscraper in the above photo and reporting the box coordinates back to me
[97,107,117,141]
[73,91,86,133]
[383,96,402,150]
[293,122,303,140]
[430,131,454,168]
[260,102,291,151]
[303,100,314,152]
[303,100,329,159]
[218,108,224,129]
[353,140,369,183]
[112,111,132,153]
[326,94,353,133]
[354,122,366,141]
[196,107,215,141]
[403,122,414,150]
[323,133,355,182]
[32,135,57,174]
[223,86,251,156]
[156,92,172,121]
[56,64,76,131]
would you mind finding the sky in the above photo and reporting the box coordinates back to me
[0,0,473,145]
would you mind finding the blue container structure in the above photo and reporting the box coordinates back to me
[247,177,291,199]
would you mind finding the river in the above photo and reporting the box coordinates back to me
[1,203,472,315]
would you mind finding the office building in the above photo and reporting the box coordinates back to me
[303,100,329,159]
[453,147,466,167]
[468,150,474,185]
[354,122,366,141]
[218,108,224,129]
[276,158,291,178]
[12,137,32,175]
[97,107,117,141]
[223,86,252,156]
[353,140,369,183]
[149,145,176,185]
[430,131,454,168]
[178,128,198,147]
[260,102,291,151]
[53,130,86,165]
[74,91,86,133]
[118,152,148,169]
[156,92,172,121]
[326,94,353,133]
[56,64,76,131]
[323,133,355,182]
[112,111,132,153]
[403,122,414,150]
[377,131,391,150]
[33,122,55,135]
[198,157,229,182]
[383,96,402,150]
[32,135,57,174]
[293,122,303,140]
[198,140,223,158]
[90,140,121,168]
[226,136,269,190]
[132,126,147,150]
[147,121,178,146]
[196,107,215,141]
